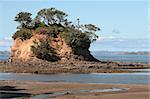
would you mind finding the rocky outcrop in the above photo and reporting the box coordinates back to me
[10,31,98,62]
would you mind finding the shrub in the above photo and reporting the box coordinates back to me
[31,21,46,29]
[71,33,91,49]
[31,40,60,61]
[12,28,32,40]
[61,28,91,49]
[36,22,46,28]
[35,27,51,34]
[61,32,72,44]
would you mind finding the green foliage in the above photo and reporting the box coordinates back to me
[75,33,91,48]
[62,30,91,49]
[14,12,32,28]
[31,40,60,61]
[31,40,50,60]
[37,8,54,25]
[37,8,68,25]
[34,25,64,38]
[37,22,46,27]
[84,24,100,32]
[54,9,68,24]
[84,24,100,42]
[12,28,32,40]
[14,7,100,53]
[61,32,72,44]
[35,27,51,35]
[29,21,46,29]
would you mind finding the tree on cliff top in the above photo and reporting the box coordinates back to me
[14,12,32,28]
[13,8,100,43]
[37,8,68,25]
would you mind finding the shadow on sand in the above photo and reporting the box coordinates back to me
[0,86,31,98]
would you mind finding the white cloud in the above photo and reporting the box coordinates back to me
[96,36,127,43]
[91,37,150,51]
[97,36,116,41]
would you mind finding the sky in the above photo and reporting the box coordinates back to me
[0,0,149,51]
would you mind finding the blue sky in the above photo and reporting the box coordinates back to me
[0,0,149,51]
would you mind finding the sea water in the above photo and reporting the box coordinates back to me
[92,52,150,63]
[0,73,149,84]
[0,52,150,63]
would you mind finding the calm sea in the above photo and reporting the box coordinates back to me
[92,52,150,63]
[0,73,149,84]
[0,52,149,85]
[0,53,9,61]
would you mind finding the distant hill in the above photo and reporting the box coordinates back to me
[0,51,9,55]
[122,51,150,55]
[91,51,150,63]
[91,51,150,55]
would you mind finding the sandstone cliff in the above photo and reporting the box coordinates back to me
[10,31,98,62]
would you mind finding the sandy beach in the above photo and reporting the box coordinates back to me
[0,80,149,99]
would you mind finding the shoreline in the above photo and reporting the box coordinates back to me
[0,60,149,98]
[0,80,149,99]
[0,60,149,74]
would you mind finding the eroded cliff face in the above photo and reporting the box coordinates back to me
[49,34,73,61]
[10,35,72,61]
[10,31,98,62]
[10,34,45,61]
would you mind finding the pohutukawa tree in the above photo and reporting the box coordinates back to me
[14,12,32,28]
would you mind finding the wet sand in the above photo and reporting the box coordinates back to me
[0,80,149,99]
